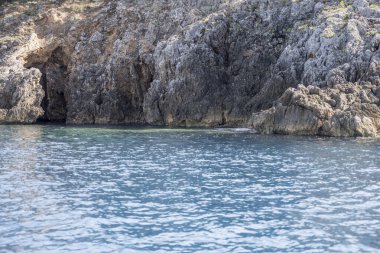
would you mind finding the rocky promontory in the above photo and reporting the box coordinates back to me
[251,83,380,137]
[0,0,379,136]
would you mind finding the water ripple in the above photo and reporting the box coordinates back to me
[0,125,379,252]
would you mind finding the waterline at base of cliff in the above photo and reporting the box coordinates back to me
[0,0,379,136]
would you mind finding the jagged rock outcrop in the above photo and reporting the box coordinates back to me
[0,0,379,136]
[0,68,44,123]
[251,83,380,137]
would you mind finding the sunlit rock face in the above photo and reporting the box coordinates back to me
[0,0,379,135]
[251,84,380,137]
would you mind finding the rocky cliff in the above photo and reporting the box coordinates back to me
[0,0,379,136]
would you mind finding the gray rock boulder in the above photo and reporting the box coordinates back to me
[251,84,380,137]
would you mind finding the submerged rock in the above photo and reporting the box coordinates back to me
[0,0,379,136]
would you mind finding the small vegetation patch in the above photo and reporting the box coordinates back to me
[369,3,380,10]
[366,29,378,37]
[322,27,336,38]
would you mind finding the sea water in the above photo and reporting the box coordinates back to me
[0,125,379,252]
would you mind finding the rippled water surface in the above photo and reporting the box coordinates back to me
[0,125,380,252]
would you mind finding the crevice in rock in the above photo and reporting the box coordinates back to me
[220,110,227,126]
[25,47,69,123]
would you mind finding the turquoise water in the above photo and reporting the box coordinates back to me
[0,125,379,253]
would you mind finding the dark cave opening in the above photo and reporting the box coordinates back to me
[25,47,69,123]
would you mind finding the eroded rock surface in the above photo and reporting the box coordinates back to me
[251,84,380,137]
[0,0,379,135]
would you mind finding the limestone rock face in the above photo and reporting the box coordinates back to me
[0,68,44,123]
[251,84,380,137]
[0,0,379,136]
